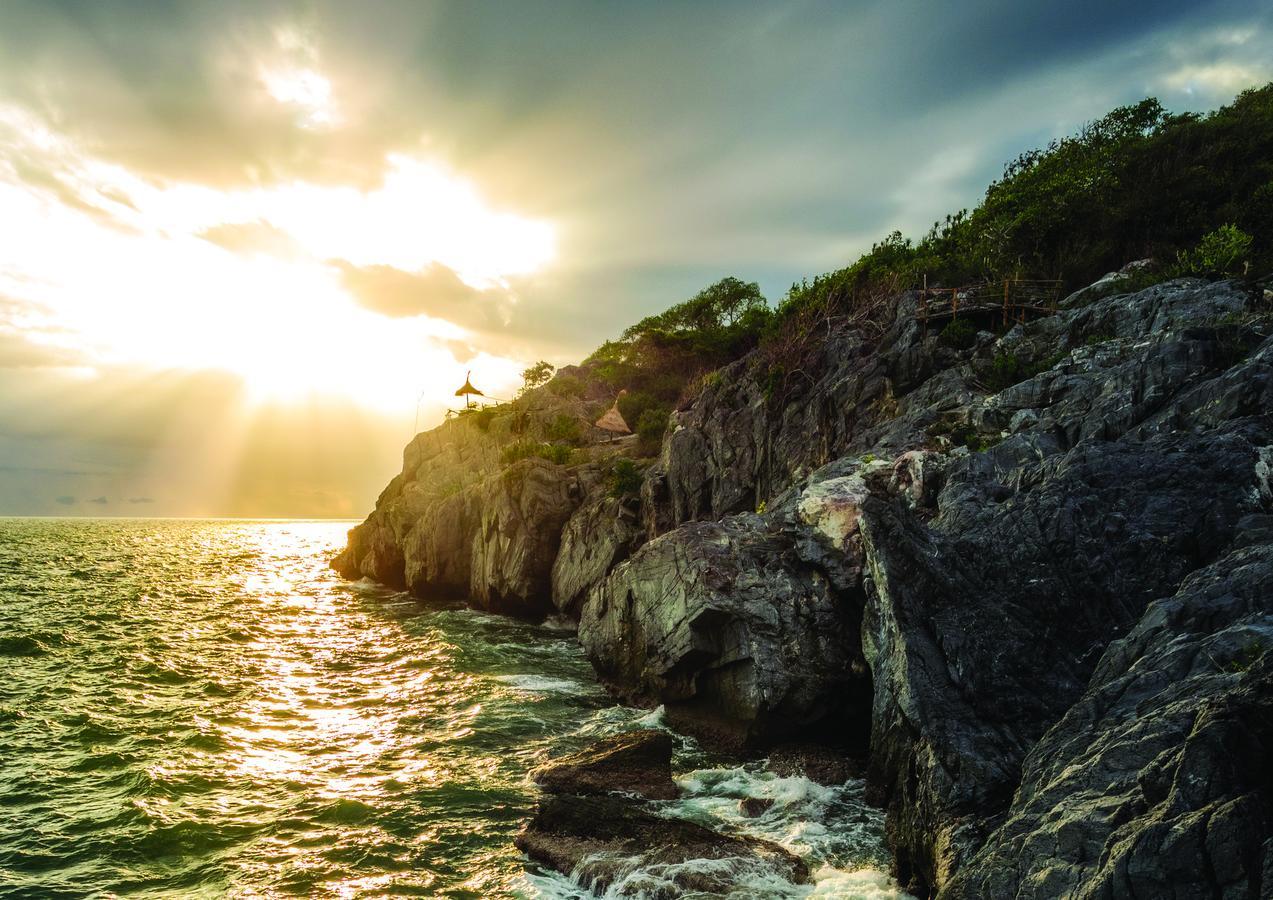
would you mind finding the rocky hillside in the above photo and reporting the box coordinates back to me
[334,269,1273,897]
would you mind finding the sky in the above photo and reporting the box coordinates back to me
[0,0,1270,518]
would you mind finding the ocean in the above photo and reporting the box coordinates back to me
[0,518,903,899]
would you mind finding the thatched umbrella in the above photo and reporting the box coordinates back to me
[455,370,484,409]
[595,390,631,440]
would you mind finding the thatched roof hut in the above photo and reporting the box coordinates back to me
[595,390,631,436]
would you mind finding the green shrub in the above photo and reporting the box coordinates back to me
[500,441,576,466]
[636,406,670,455]
[519,360,555,396]
[1172,224,1254,277]
[938,318,977,350]
[545,414,583,445]
[468,406,499,431]
[947,423,989,452]
[607,458,644,498]
[985,350,1066,391]
[547,374,584,397]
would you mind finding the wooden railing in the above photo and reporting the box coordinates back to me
[917,277,1063,334]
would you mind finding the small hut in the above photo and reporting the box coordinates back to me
[595,390,631,441]
[455,370,485,410]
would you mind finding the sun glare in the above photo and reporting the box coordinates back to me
[0,104,553,414]
[261,67,339,128]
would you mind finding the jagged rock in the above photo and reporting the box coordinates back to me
[1059,258,1155,307]
[530,730,677,801]
[516,793,810,893]
[578,514,868,749]
[654,325,885,532]
[550,492,644,618]
[766,743,864,786]
[859,423,1273,896]
[888,449,946,512]
[943,545,1273,899]
[468,459,588,616]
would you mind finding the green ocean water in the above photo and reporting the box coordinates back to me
[0,519,903,900]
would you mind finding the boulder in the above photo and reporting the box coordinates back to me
[579,513,868,749]
[515,793,810,894]
[530,730,677,801]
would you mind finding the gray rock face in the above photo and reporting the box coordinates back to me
[550,492,644,618]
[579,513,869,749]
[943,545,1273,899]
[859,422,1273,894]
[655,325,889,531]
[468,459,589,616]
[332,413,596,616]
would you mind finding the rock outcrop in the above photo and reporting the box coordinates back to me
[578,512,870,750]
[515,793,810,894]
[337,271,1273,899]
[530,729,677,801]
[550,493,643,618]
[944,544,1273,899]
[333,412,608,616]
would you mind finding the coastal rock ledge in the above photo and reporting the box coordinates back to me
[336,273,1273,898]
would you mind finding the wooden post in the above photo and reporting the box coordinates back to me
[951,287,958,320]
[920,274,928,337]
[1002,278,1009,330]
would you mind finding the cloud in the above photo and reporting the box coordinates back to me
[334,260,512,327]
[198,219,306,257]
[127,497,154,504]
[55,495,75,505]
[89,495,108,504]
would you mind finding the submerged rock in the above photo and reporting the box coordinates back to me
[515,793,811,894]
[530,729,677,801]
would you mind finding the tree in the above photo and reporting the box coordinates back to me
[519,360,555,396]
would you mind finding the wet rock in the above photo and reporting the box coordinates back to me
[516,793,810,894]
[530,730,677,801]
[739,797,775,818]
[766,743,864,786]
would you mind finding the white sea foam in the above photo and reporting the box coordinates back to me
[516,759,913,899]
[493,674,586,694]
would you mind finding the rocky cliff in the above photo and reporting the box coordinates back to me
[336,271,1273,897]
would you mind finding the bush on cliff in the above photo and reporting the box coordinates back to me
[583,276,771,424]
[501,441,576,466]
[771,84,1273,336]
[606,459,643,499]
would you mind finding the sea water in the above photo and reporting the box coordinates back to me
[0,519,906,899]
